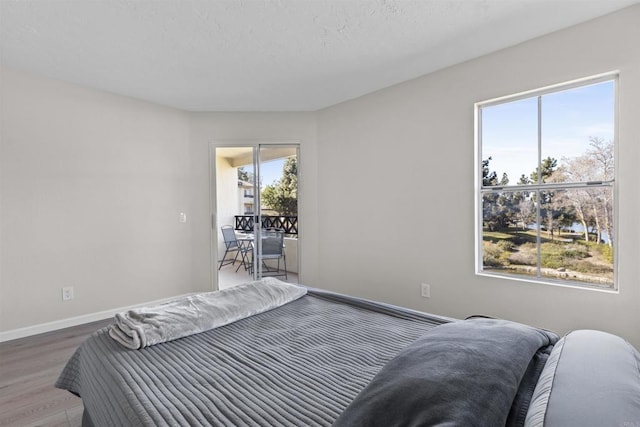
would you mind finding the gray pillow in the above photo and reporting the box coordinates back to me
[525,330,640,427]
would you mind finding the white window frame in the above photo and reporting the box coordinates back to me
[474,72,618,292]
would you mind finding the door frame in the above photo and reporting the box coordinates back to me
[209,140,302,291]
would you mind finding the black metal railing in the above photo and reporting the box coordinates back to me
[234,215,298,235]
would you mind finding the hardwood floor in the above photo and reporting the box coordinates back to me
[0,319,111,427]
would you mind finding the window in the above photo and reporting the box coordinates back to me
[476,74,616,290]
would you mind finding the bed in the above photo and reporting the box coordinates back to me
[56,279,640,426]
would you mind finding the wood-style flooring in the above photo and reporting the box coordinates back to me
[0,319,111,427]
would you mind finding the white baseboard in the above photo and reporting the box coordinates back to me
[0,293,195,343]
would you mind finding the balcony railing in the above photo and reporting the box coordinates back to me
[234,215,298,235]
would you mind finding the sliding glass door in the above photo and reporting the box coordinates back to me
[212,143,299,290]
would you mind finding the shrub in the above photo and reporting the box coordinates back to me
[560,243,589,259]
[571,260,613,275]
[601,245,614,264]
[483,242,506,267]
[508,251,536,266]
[539,242,591,269]
[496,240,516,252]
[519,242,537,253]
[589,242,614,264]
[483,254,503,267]
[540,253,565,269]
[540,243,565,269]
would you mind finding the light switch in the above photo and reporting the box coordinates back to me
[179,212,187,223]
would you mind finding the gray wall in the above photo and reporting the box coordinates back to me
[0,68,193,330]
[316,5,640,347]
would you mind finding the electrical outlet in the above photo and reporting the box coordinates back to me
[421,283,431,298]
[62,286,74,301]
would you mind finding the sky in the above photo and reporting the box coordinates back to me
[481,79,614,184]
[259,158,286,188]
[240,158,286,189]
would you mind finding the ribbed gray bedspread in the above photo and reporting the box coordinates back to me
[56,290,448,426]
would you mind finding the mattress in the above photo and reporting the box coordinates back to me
[56,288,449,426]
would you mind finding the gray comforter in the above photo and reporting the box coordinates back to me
[56,289,449,426]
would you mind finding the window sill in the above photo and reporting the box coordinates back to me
[476,271,618,294]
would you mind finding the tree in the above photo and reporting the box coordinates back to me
[587,137,614,247]
[518,174,531,186]
[530,157,557,184]
[482,158,502,231]
[557,156,595,242]
[516,199,535,230]
[482,157,499,186]
[528,156,576,239]
[261,157,298,215]
[587,137,614,181]
[552,137,614,246]
[482,158,519,231]
[238,167,253,183]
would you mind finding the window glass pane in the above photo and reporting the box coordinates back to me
[481,191,538,279]
[481,97,538,186]
[481,187,614,287]
[478,76,615,289]
[538,188,613,287]
[541,81,615,184]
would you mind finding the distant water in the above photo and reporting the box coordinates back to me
[528,222,610,244]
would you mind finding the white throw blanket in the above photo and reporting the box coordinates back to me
[109,278,307,350]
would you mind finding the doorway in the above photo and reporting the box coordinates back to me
[212,143,300,290]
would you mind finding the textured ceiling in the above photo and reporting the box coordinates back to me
[1,0,637,111]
